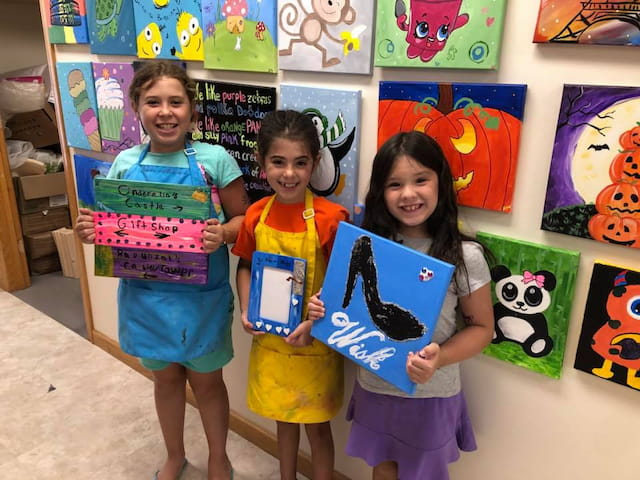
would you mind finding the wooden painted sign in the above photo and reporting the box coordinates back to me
[94,178,211,219]
[94,178,211,284]
[93,212,206,252]
[94,246,208,284]
[311,222,454,394]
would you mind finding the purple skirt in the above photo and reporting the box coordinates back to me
[345,382,477,480]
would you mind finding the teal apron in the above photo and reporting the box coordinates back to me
[117,143,233,362]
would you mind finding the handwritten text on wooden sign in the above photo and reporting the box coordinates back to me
[93,212,206,252]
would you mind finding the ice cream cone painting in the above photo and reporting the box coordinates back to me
[132,0,204,60]
[92,62,141,154]
[56,62,102,151]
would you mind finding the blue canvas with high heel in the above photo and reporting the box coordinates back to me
[311,222,454,394]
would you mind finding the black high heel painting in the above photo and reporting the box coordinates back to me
[342,236,426,341]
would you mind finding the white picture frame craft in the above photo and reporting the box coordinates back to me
[311,222,454,393]
[248,251,307,336]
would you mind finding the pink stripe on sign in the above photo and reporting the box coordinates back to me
[94,212,206,252]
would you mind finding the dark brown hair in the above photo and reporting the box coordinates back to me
[128,61,196,110]
[256,110,321,163]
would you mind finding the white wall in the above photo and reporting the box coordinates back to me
[48,0,640,478]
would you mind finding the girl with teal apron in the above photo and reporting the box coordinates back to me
[117,143,233,362]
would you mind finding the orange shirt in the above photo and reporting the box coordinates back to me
[232,195,349,264]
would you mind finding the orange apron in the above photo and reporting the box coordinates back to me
[247,190,343,423]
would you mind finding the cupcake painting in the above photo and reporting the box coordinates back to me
[56,62,102,151]
[92,62,141,154]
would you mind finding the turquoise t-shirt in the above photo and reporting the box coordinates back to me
[107,142,242,223]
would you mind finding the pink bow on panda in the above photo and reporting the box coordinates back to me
[522,271,545,288]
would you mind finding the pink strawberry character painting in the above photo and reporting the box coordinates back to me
[395,0,469,62]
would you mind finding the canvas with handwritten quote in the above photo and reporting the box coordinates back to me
[311,222,454,394]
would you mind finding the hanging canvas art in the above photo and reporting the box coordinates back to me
[541,84,640,249]
[277,0,375,74]
[281,84,361,217]
[575,263,640,392]
[534,0,640,46]
[47,0,90,44]
[93,178,212,284]
[56,62,102,152]
[202,0,278,73]
[92,62,142,155]
[477,232,580,379]
[311,222,454,394]
[378,81,527,212]
[86,0,137,55]
[73,153,112,208]
[374,0,507,69]
[132,0,204,60]
[189,80,276,203]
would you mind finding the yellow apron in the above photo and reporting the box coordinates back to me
[247,190,344,423]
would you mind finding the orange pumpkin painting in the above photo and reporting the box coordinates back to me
[378,81,527,213]
[542,84,640,250]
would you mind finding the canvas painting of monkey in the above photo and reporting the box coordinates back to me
[375,0,508,69]
[277,0,374,74]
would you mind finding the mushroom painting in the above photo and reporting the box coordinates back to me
[255,21,266,41]
[202,0,278,73]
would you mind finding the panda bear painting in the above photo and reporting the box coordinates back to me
[491,265,556,358]
[476,231,580,379]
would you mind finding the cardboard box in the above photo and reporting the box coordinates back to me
[6,103,59,148]
[52,227,81,279]
[28,253,61,275]
[14,171,68,214]
[20,206,71,236]
[24,231,57,259]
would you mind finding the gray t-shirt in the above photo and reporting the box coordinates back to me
[357,236,491,398]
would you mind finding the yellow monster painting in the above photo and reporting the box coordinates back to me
[136,22,162,58]
[171,12,203,60]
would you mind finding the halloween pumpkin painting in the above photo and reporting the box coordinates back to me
[575,263,640,392]
[542,84,640,249]
[378,81,527,212]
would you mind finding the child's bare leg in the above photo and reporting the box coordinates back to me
[276,421,300,480]
[187,368,232,480]
[304,421,334,480]
[153,363,187,480]
[373,461,398,480]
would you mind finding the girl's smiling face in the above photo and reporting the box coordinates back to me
[384,154,439,238]
[259,137,317,204]
[135,76,194,153]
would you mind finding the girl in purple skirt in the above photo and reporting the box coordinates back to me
[309,131,495,479]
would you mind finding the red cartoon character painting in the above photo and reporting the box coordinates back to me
[591,269,640,390]
[394,0,469,62]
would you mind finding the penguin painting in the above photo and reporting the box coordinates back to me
[303,108,356,197]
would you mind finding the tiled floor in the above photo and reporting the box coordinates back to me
[1,288,307,479]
